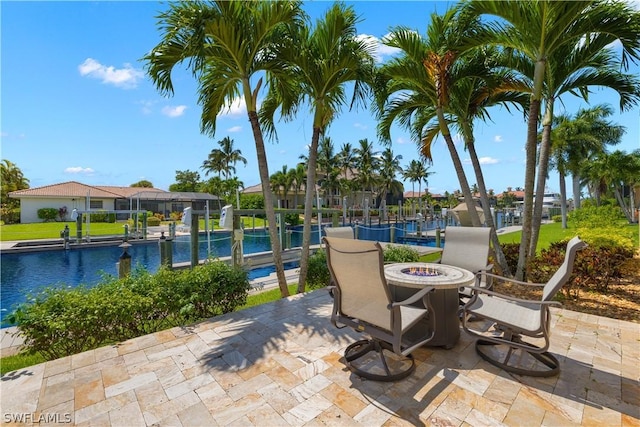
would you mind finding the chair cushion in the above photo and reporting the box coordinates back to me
[466,295,542,333]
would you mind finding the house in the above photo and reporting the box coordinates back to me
[9,181,219,223]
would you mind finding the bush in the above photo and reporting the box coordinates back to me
[528,237,634,299]
[37,208,58,222]
[568,205,625,229]
[552,215,562,223]
[8,261,250,360]
[307,249,330,290]
[0,206,20,224]
[170,211,182,221]
[284,213,301,226]
[90,211,116,223]
[499,243,521,275]
[383,245,420,263]
[146,216,161,226]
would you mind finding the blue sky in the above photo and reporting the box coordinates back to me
[2,1,639,197]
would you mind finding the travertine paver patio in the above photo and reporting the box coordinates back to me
[1,289,638,426]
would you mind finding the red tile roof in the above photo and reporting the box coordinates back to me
[9,181,165,199]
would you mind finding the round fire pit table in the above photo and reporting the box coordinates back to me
[384,262,475,348]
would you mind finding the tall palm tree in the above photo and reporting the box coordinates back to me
[337,142,357,206]
[353,138,380,207]
[144,0,305,297]
[378,148,403,205]
[217,136,248,180]
[261,3,375,293]
[202,149,225,179]
[290,163,306,208]
[464,0,640,279]
[402,160,431,214]
[377,9,484,230]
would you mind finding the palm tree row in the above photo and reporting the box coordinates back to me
[144,0,640,293]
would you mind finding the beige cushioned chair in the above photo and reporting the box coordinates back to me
[438,226,493,299]
[323,226,354,239]
[461,236,587,377]
[324,236,435,381]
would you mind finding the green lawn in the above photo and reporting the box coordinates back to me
[0,221,126,241]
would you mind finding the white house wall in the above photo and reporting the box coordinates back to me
[19,198,116,223]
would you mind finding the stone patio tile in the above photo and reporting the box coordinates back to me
[289,373,332,402]
[622,413,640,426]
[104,371,157,398]
[73,377,104,411]
[176,401,217,427]
[1,363,45,414]
[463,408,507,427]
[71,349,96,370]
[320,382,368,418]
[116,338,140,356]
[145,343,189,363]
[449,384,509,422]
[255,382,300,414]
[226,372,273,401]
[503,390,546,426]
[101,364,130,388]
[135,380,169,411]
[423,405,464,427]
[621,377,640,407]
[165,372,215,400]
[94,345,120,363]
[284,393,333,426]
[312,404,360,426]
[43,355,72,378]
[142,390,200,425]
[209,392,266,426]
[74,390,137,425]
[108,401,145,427]
[154,329,178,343]
[244,402,290,427]
[582,402,622,426]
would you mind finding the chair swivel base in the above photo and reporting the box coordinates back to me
[344,339,415,382]
[475,339,560,377]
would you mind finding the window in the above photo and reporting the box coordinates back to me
[90,200,103,209]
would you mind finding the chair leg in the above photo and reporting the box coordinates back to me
[475,339,560,377]
[344,339,415,382]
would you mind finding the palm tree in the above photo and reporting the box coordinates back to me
[260,3,375,293]
[144,0,305,297]
[270,165,294,208]
[464,0,640,279]
[549,105,625,227]
[290,163,306,208]
[217,137,248,180]
[337,142,357,206]
[353,138,380,207]
[402,159,431,214]
[377,9,483,230]
[378,148,403,206]
[1,159,29,209]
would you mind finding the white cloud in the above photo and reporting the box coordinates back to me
[354,122,367,130]
[0,132,8,138]
[396,137,409,144]
[479,157,499,165]
[494,135,503,143]
[218,97,247,117]
[78,58,143,89]
[136,100,156,115]
[227,125,242,133]
[161,105,187,118]
[65,166,95,174]
[357,33,401,63]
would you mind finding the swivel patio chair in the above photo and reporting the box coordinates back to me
[323,226,355,239]
[437,226,493,301]
[324,236,435,381]
[461,236,587,377]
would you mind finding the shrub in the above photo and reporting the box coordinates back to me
[170,211,182,221]
[552,215,562,223]
[568,205,625,229]
[307,249,330,290]
[284,213,301,226]
[383,245,420,263]
[154,212,165,221]
[146,216,161,226]
[37,208,58,222]
[8,261,250,360]
[0,206,20,224]
[90,211,116,223]
[499,243,520,276]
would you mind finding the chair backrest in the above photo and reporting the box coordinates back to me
[324,226,354,239]
[323,237,391,330]
[542,236,587,301]
[440,226,491,273]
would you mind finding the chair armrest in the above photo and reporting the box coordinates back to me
[462,285,562,306]
[476,271,546,287]
[475,263,493,273]
[390,286,434,308]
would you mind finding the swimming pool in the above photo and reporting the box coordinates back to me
[0,222,438,324]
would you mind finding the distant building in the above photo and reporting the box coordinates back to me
[9,181,219,223]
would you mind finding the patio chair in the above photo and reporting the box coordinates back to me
[324,236,435,381]
[323,226,354,239]
[437,226,493,300]
[461,236,587,377]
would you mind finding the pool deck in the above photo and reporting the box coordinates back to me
[1,289,638,426]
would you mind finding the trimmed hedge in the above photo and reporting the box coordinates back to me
[7,261,250,360]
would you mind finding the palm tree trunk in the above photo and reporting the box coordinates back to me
[436,108,481,227]
[572,175,581,209]
[297,126,321,293]
[247,110,288,297]
[516,98,541,280]
[559,170,568,229]
[529,99,555,258]
[463,123,511,275]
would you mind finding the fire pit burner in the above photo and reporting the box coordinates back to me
[401,267,442,277]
